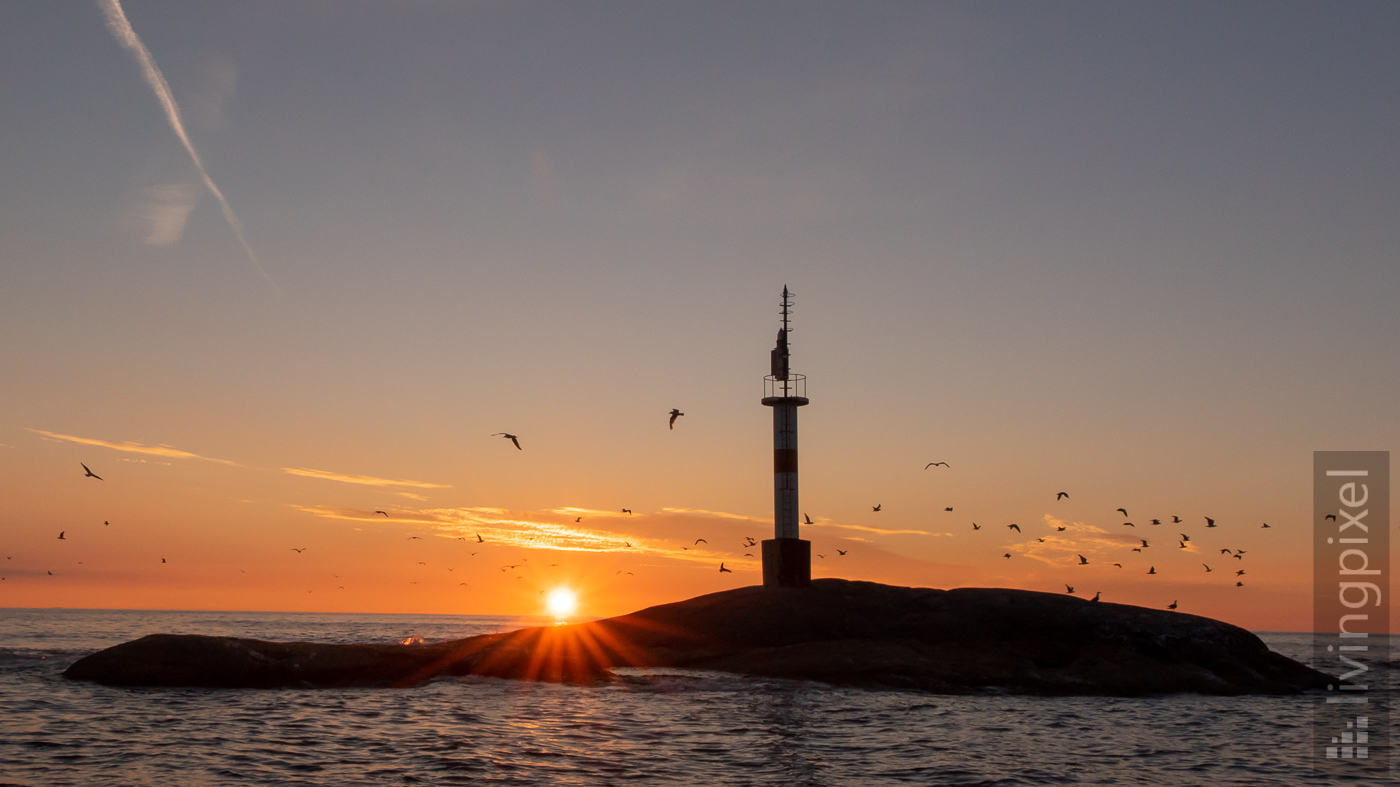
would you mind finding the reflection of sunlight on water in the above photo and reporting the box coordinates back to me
[399,636,424,645]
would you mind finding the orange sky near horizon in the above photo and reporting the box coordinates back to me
[1,422,1376,633]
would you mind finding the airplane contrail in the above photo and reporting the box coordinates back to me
[98,0,276,290]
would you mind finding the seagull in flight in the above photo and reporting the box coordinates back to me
[1205,517,1216,528]
[804,513,814,525]
[1261,522,1271,528]
[837,549,847,556]
[1150,519,1161,525]
[1077,554,1089,565]
[1324,514,1336,522]
[1220,548,1233,555]
[1065,584,1075,594]
[375,511,389,517]
[575,517,583,523]
[1179,534,1190,542]
[719,562,732,573]
[492,433,522,450]
[1236,581,1245,587]
[81,463,103,480]
[407,536,422,541]
[476,533,484,543]
[1003,553,1012,559]
[669,409,684,429]
[1007,523,1021,533]
[1056,526,1066,532]
[1122,521,1135,527]
[925,462,949,469]
[57,531,65,540]
[1204,564,1212,572]
[817,554,826,559]
[972,523,981,530]
[872,504,882,512]
[1147,566,1156,575]
[1056,492,1069,500]
[1172,516,1182,524]
[944,507,953,512]
[622,509,632,515]
[1116,508,1128,517]
[291,548,306,553]
[694,538,707,545]
[1140,539,1149,548]
[1235,569,1245,576]
[1113,563,1122,568]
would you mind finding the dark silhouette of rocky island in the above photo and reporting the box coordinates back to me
[63,579,1329,695]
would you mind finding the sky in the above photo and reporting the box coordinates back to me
[1,1,1397,630]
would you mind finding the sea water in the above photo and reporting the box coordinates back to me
[0,608,1392,786]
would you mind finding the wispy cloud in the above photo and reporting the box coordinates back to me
[123,182,200,245]
[805,520,938,536]
[98,0,274,289]
[282,468,452,489]
[28,428,237,465]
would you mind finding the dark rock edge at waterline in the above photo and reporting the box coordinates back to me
[62,579,1331,696]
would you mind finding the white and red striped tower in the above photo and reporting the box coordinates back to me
[761,286,811,588]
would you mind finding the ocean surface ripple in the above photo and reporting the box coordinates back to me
[0,609,1391,786]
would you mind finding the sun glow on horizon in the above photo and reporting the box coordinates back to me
[547,589,576,618]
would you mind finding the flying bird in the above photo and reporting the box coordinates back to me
[804,513,814,525]
[622,509,632,515]
[1180,534,1191,542]
[57,531,65,540]
[491,433,522,450]
[1008,523,1021,533]
[373,511,389,517]
[1113,563,1122,568]
[1172,516,1182,524]
[925,462,949,469]
[81,463,103,480]
[1036,537,1045,543]
[719,562,732,573]
[1232,553,1243,560]
[1077,554,1088,565]
[694,538,707,545]
[1150,519,1161,525]
[1235,570,1245,576]
[1205,517,1216,527]
[1140,539,1149,548]
[972,523,981,530]
[161,558,166,563]
[944,507,954,512]
[1167,600,1178,610]
[1324,514,1336,522]
[1116,508,1128,516]
[1261,522,1271,528]
[1147,566,1156,574]
[1204,564,1212,572]
[1003,553,1012,559]
[1236,581,1245,587]
[1065,584,1075,594]
[837,549,847,556]
[668,409,685,429]
[1056,526,1066,532]
[476,533,484,543]
[291,548,306,553]
[623,541,632,548]
[1123,522,1135,527]
[872,504,882,512]
[1220,548,1233,555]
[104,521,109,526]
[744,553,753,557]
[817,554,826,559]
[1178,541,1188,549]
[1056,492,1069,500]
[575,517,583,523]
[407,536,422,541]
[1131,548,1142,553]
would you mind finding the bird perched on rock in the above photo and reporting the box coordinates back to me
[669,409,684,429]
[1090,591,1101,602]
[81,463,103,480]
[491,433,522,450]
[1064,584,1075,594]
[1167,600,1178,610]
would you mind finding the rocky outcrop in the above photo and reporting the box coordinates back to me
[63,579,1331,695]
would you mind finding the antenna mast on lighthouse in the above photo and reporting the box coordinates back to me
[761,285,811,588]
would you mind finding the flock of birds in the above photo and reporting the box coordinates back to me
[12,419,1275,616]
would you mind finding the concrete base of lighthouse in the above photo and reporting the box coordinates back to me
[761,538,811,588]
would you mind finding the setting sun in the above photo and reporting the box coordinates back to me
[547,590,576,618]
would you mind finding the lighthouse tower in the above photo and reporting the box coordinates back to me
[761,286,811,588]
